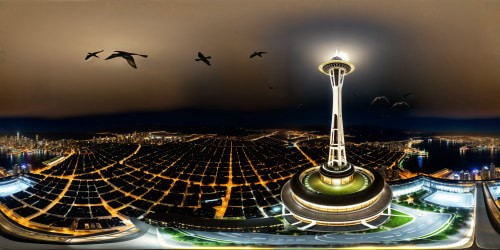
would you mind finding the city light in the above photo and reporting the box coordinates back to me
[0,180,30,196]
[0,131,496,248]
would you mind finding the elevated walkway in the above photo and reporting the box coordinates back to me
[284,213,389,232]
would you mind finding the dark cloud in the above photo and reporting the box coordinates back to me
[0,0,498,121]
[0,47,4,64]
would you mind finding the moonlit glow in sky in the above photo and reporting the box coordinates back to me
[335,52,350,61]
[0,0,498,122]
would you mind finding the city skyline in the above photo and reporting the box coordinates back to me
[0,0,498,134]
[0,130,498,248]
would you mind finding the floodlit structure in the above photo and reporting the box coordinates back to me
[282,54,393,231]
[318,55,354,170]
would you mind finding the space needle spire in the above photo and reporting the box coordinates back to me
[318,54,355,170]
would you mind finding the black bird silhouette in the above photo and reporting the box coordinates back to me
[85,50,104,60]
[195,52,211,66]
[250,51,267,58]
[391,101,410,109]
[403,92,415,98]
[370,96,390,105]
[105,51,148,69]
[267,84,273,90]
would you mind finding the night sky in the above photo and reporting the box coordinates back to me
[0,1,499,133]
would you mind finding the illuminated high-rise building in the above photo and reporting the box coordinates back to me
[481,166,490,180]
[12,164,20,175]
[490,163,497,179]
[464,170,471,180]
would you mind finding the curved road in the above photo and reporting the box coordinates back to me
[475,182,500,249]
[2,186,497,249]
[180,204,451,246]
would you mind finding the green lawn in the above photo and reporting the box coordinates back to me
[160,228,235,246]
[350,209,413,234]
[391,209,409,216]
[395,190,442,212]
[303,171,370,195]
[384,209,414,228]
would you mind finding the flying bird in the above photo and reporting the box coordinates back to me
[250,51,267,58]
[85,50,104,60]
[105,51,148,69]
[391,101,410,109]
[267,84,274,90]
[370,96,390,105]
[195,52,211,66]
[403,92,415,98]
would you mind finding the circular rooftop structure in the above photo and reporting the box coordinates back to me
[303,166,372,197]
[281,165,392,230]
[319,162,355,180]
[318,56,355,75]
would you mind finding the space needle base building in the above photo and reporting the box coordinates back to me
[281,55,393,232]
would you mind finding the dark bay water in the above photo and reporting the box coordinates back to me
[403,139,499,174]
[0,148,58,171]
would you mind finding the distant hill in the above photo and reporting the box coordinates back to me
[0,109,498,137]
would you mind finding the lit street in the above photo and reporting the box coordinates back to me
[475,183,500,249]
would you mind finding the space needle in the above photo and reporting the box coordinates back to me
[281,53,392,232]
[317,54,355,184]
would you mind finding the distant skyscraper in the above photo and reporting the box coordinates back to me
[490,163,497,179]
[22,164,32,174]
[12,164,20,175]
[459,170,465,180]
[464,170,471,180]
[16,131,20,143]
[481,166,490,180]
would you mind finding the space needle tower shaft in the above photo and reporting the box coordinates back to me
[318,55,355,167]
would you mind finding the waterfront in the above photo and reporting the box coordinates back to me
[403,139,499,174]
[0,148,58,171]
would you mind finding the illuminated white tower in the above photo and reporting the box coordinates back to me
[281,54,392,231]
[317,55,355,183]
